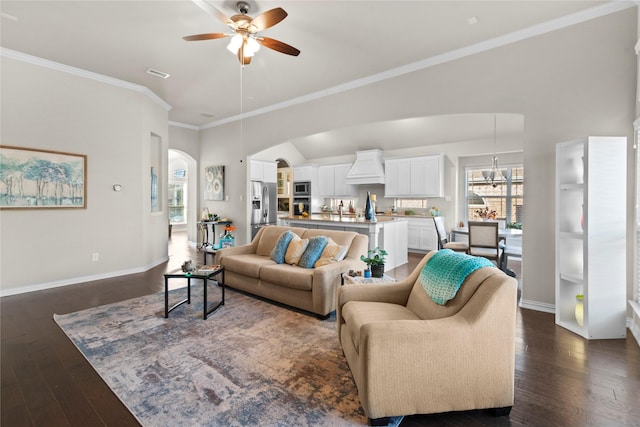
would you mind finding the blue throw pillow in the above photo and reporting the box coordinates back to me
[298,236,328,268]
[270,230,295,264]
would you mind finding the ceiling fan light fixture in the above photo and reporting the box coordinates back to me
[227,34,243,53]
[246,37,260,54]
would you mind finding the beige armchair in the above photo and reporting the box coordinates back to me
[336,251,518,425]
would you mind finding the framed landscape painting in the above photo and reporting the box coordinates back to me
[0,145,87,209]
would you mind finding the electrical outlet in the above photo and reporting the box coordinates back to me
[92,253,99,262]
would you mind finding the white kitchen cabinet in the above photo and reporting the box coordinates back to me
[385,158,410,196]
[250,159,277,183]
[410,155,444,197]
[385,154,444,197]
[555,136,627,340]
[293,165,314,182]
[318,163,356,197]
[405,217,438,251]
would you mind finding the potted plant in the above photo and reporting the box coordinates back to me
[360,247,388,278]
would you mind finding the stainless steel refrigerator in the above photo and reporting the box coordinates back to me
[251,181,277,240]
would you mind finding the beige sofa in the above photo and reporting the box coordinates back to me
[337,251,518,425]
[215,225,368,318]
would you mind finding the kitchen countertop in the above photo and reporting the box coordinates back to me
[286,214,406,224]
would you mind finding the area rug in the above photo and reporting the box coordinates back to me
[54,286,403,427]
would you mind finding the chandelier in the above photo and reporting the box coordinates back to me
[482,115,511,188]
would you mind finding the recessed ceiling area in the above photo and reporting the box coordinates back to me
[291,114,524,160]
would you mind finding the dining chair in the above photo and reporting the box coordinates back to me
[468,221,505,268]
[433,217,469,253]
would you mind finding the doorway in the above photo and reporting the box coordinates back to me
[168,149,197,243]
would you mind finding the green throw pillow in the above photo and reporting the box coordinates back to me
[270,230,295,264]
[298,236,328,268]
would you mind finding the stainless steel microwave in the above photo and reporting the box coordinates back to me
[293,181,310,196]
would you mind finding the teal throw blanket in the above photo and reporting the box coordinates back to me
[419,249,493,305]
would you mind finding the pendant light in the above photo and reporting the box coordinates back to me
[484,115,503,188]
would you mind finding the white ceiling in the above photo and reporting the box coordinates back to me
[0,0,629,158]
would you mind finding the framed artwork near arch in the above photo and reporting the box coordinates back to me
[204,165,224,201]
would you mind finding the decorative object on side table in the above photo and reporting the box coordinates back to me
[220,224,236,248]
[360,247,388,278]
[575,294,584,327]
[181,260,196,274]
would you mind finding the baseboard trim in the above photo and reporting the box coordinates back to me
[519,299,555,313]
[0,256,169,298]
[630,319,640,347]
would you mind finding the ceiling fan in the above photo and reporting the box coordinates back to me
[183,1,300,66]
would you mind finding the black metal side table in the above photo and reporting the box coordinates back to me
[201,248,216,265]
[164,267,225,320]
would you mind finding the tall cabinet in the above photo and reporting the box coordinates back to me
[555,136,627,339]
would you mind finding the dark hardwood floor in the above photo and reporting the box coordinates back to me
[2,231,639,426]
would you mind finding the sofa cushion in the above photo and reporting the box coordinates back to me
[259,264,314,291]
[271,230,295,264]
[285,234,309,265]
[341,301,420,351]
[222,254,275,279]
[256,226,304,257]
[301,229,357,252]
[314,237,347,267]
[298,236,328,268]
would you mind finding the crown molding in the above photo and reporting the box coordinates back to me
[202,0,638,130]
[169,121,200,130]
[0,47,172,111]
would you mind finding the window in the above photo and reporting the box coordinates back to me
[465,165,524,227]
[168,183,186,224]
[396,199,429,209]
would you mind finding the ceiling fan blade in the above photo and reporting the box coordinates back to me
[250,7,287,32]
[192,0,234,28]
[183,33,229,41]
[257,37,300,56]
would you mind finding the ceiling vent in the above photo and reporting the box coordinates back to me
[145,68,170,79]
[345,149,385,185]
[199,112,216,118]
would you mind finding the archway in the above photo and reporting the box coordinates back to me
[168,149,198,243]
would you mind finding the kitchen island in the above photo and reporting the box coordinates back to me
[279,214,408,271]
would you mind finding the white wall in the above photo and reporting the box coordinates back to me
[198,132,306,245]
[197,10,636,313]
[0,57,169,295]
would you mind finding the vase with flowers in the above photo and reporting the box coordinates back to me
[475,207,497,221]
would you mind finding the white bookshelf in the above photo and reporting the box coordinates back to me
[555,137,627,339]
